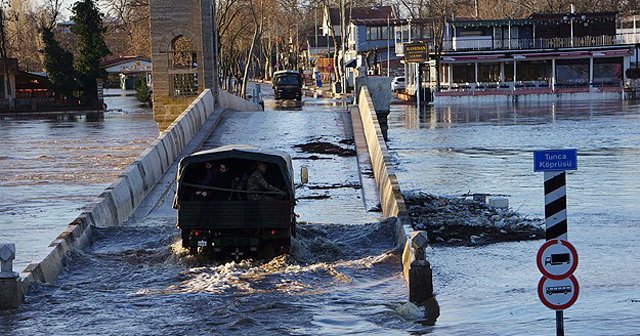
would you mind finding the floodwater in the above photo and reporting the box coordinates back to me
[3,88,637,334]
[386,100,640,335]
[1,92,425,336]
[0,92,158,272]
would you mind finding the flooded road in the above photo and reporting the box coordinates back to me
[387,100,640,335]
[0,93,158,271]
[1,93,427,335]
[4,87,636,334]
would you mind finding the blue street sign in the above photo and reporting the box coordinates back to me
[534,149,578,172]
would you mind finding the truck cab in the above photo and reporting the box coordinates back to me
[272,70,303,101]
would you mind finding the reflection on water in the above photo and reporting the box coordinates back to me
[0,95,158,271]
[393,100,640,129]
[387,99,640,335]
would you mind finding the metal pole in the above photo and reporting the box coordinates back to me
[387,16,390,77]
[570,19,574,47]
[341,0,346,94]
[556,310,564,336]
[296,24,299,71]
[416,62,420,111]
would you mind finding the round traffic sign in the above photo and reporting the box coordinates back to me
[536,239,578,280]
[538,275,579,310]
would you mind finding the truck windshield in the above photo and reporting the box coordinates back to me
[276,75,300,85]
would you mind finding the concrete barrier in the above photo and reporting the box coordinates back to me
[356,86,437,320]
[217,89,263,111]
[5,89,222,308]
[0,244,22,309]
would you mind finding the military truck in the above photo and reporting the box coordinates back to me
[173,145,298,259]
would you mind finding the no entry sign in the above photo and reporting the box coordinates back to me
[537,239,578,280]
[538,275,580,310]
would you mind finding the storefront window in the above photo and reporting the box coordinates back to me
[477,63,500,82]
[452,63,474,83]
[556,59,589,86]
[593,57,623,84]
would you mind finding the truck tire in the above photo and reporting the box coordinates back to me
[181,230,189,248]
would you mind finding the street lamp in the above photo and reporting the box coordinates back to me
[562,4,587,47]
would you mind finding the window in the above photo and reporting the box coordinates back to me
[593,57,623,82]
[171,36,198,70]
[173,73,199,97]
[381,26,389,40]
[367,26,390,40]
[452,64,474,83]
[169,35,199,96]
[556,59,589,85]
[477,63,501,82]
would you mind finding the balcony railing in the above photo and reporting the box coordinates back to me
[441,35,619,51]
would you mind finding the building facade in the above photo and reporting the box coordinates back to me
[396,11,636,104]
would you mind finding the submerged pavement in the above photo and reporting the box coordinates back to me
[0,95,433,335]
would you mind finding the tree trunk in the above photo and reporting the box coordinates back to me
[241,26,259,98]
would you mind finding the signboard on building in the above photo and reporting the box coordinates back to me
[404,43,428,63]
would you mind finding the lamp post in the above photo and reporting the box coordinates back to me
[562,4,587,47]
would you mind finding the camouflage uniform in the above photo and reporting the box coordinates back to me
[246,169,283,201]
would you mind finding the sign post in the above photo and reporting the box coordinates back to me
[404,43,428,111]
[533,149,579,336]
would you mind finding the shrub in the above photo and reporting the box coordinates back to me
[626,67,640,80]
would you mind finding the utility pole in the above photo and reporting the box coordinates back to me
[387,15,390,76]
[341,0,346,94]
[474,0,479,18]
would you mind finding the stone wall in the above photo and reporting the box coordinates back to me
[150,0,216,131]
[217,89,264,112]
[356,86,411,248]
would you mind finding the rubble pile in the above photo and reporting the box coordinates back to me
[294,141,356,157]
[405,192,544,246]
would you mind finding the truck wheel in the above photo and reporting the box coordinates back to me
[181,230,190,248]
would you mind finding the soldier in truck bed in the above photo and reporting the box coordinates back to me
[246,162,284,201]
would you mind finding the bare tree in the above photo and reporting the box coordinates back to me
[240,0,267,97]
[102,0,150,56]
[0,0,14,108]
[37,0,64,31]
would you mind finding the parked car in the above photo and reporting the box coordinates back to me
[391,76,406,92]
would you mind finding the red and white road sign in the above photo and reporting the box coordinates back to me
[538,275,579,310]
[536,239,578,280]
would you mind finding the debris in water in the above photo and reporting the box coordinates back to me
[405,192,544,246]
[396,302,423,320]
[294,141,356,157]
